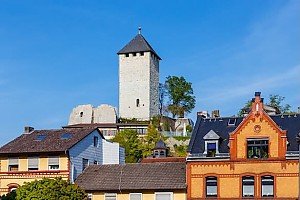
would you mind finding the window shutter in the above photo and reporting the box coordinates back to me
[28,157,38,168]
[8,158,19,165]
[130,193,142,200]
[156,193,171,200]
[48,156,59,165]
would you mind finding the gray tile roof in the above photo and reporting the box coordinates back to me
[188,114,300,154]
[117,34,161,60]
[0,128,102,155]
[75,162,186,191]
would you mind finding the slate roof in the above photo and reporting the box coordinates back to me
[75,162,186,191]
[188,114,300,154]
[0,128,102,155]
[154,140,167,149]
[117,34,161,60]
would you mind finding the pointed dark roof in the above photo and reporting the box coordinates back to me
[154,139,167,149]
[118,34,161,60]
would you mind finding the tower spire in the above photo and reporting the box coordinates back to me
[138,26,142,34]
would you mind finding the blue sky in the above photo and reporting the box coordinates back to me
[0,0,299,146]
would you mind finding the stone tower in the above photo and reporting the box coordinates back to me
[118,29,161,121]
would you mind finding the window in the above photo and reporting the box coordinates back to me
[242,176,255,197]
[261,176,274,197]
[61,133,72,140]
[94,136,99,147]
[80,112,83,117]
[206,142,217,157]
[160,150,165,156]
[140,52,144,56]
[87,193,92,200]
[133,52,137,56]
[130,193,142,200]
[105,193,117,200]
[247,139,268,159]
[35,134,46,141]
[155,192,172,200]
[206,177,217,197]
[8,158,19,171]
[228,118,236,126]
[82,158,89,171]
[125,53,129,57]
[94,160,98,165]
[48,156,59,170]
[28,157,39,170]
[136,99,140,107]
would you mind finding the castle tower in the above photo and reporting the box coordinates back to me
[118,29,161,121]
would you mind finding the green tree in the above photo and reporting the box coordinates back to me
[16,177,86,200]
[142,124,163,157]
[165,76,196,118]
[237,94,293,116]
[268,94,291,114]
[1,190,16,200]
[111,129,143,163]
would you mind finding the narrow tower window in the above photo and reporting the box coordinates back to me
[80,112,83,117]
[136,99,140,107]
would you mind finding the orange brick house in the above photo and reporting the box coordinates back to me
[187,92,300,199]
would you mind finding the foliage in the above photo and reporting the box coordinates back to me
[165,76,196,118]
[1,190,16,200]
[111,129,143,163]
[173,144,188,157]
[186,124,193,133]
[16,177,86,200]
[141,124,164,157]
[268,94,291,114]
[237,94,293,116]
[173,136,191,141]
[150,115,161,130]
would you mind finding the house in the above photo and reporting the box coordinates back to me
[75,162,186,200]
[0,127,124,195]
[187,92,300,199]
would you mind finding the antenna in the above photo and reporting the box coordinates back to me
[138,26,142,34]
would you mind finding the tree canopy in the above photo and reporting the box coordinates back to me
[164,76,196,118]
[238,94,293,116]
[111,129,143,163]
[16,177,86,200]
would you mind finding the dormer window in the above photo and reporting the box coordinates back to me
[228,118,236,126]
[203,130,220,157]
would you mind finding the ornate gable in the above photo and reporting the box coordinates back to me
[229,92,287,160]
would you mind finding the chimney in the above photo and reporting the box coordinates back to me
[211,110,220,118]
[24,126,34,134]
[197,111,209,118]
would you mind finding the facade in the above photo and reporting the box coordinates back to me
[0,127,124,195]
[75,162,186,200]
[118,30,161,121]
[187,92,300,199]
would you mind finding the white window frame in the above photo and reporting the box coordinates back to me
[204,140,219,155]
[155,192,173,200]
[129,193,142,200]
[104,193,117,200]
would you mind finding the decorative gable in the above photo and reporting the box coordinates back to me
[229,92,287,160]
[203,130,220,140]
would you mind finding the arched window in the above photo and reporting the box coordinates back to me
[136,99,140,107]
[242,176,255,197]
[206,176,217,197]
[80,112,83,117]
[261,176,274,197]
